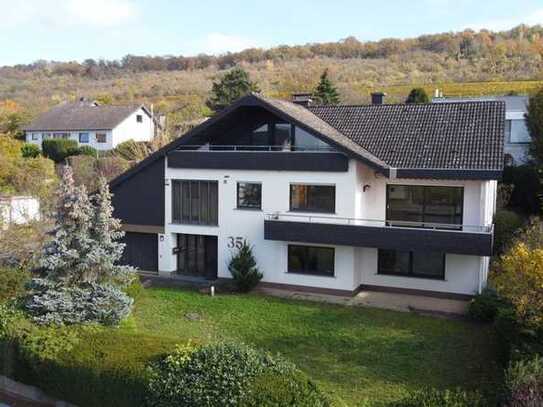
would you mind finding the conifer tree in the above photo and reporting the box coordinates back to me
[313,69,340,105]
[228,241,262,292]
[206,67,260,113]
[40,166,94,284]
[86,177,133,285]
[406,88,430,104]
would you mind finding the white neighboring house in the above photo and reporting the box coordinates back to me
[23,99,156,151]
[433,95,530,166]
[0,196,40,229]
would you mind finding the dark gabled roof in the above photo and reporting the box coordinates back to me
[23,102,150,131]
[309,101,505,172]
[110,94,505,190]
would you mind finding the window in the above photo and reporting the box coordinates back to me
[251,124,270,146]
[378,249,445,279]
[53,132,70,139]
[96,133,107,143]
[136,114,143,123]
[79,132,89,143]
[288,245,334,276]
[290,184,335,213]
[31,133,39,141]
[274,123,291,146]
[507,119,531,144]
[43,133,51,140]
[172,180,218,225]
[237,182,262,210]
[386,185,463,228]
[294,127,333,151]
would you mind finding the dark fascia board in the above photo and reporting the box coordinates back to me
[110,94,388,190]
[396,168,503,180]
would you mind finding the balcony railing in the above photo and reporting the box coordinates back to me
[265,213,493,234]
[264,213,494,256]
[176,144,337,152]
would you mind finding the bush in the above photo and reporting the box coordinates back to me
[123,278,144,302]
[468,288,507,322]
[77,145,98,158]
[502,166,541,215]
[24,278,133,326]
[493,209,524,254]
[20,143,41,158]
[504,356,543,407]
[242,371,330,407]
[228,241,262,292]
[389,387,484,407]
[0,267,30,303]
[42,139,78,163]
[146,342,309,407]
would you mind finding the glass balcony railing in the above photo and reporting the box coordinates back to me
[175,144,337,152]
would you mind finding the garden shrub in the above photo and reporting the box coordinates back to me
[229,241,262,292]
[42,139,78,163]
[493,209,524,254]
[467,288,507,322]
[77,145,98,158]
[502,166,541,215]
[388,387,484,407]
[146,342,309,407]
[20,143,41,158]
[503,356,543,407]
[124,278,145,301]
[24,278,133,326]
[241,371,330,407]
[0,267,30,302]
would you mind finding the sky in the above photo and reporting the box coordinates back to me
[1,0,543,66]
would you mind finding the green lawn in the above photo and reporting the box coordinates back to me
[89,286,498,406]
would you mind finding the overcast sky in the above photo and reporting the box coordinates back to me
[1,0,542,66]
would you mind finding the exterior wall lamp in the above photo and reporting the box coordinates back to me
[363,184,371,192]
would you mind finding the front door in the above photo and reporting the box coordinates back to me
[177,234,218,280]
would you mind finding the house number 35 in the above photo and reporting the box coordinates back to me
[227,237,244,249]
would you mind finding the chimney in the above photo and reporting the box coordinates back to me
[371,92,386,105]
[291,93,313,108]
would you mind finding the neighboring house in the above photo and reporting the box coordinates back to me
[110,93,504,300]
[0,196,40,229]
[23,99,156,151]
[433,95,530,166]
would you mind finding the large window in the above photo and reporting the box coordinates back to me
[172,180,218,225]
[237,182,262,210]
[294,127,333,151]
[288,245,335,276]
[378,249,445,280]
[290,184,335,213]
[386,185,463,228]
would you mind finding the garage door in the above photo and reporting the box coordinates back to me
[121,232,158,272]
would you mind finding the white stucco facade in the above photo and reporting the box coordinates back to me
[157,158,496,297]
[25,107,154,151]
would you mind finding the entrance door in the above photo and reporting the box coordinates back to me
[177,234,217,280]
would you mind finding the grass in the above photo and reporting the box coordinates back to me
[87,286,500,406]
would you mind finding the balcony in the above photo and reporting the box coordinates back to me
[264,213,494,256]
[167,145,349,172]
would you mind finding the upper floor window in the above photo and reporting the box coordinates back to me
[136,114,143,123]
[294,127,333,151]
[172,180,218,226]
[290,184,335,213]
[386,185,463,228]
[237,182,262,210]
[79,132,89,143]
[96,133,107,143]
[506,119,531,144]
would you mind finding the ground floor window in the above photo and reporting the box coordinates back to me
[378,249,445,280]
[288,245,335,276]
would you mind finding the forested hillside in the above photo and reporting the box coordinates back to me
[1,24,543,136]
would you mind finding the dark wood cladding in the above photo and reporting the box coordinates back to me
[264,220,493,256]
[167,151,349,172]
[111,157,165,227]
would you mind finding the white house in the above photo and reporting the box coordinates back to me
[434,95,530,166]
[23,99,156,151]
[0,196,40,229]
[109,93,504,302]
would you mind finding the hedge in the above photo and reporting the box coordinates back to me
[42,139,79,163]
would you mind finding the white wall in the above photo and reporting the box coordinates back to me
[112,107,154,147]
[158,158,494,295]
[25,107,154,151]
[0,196,40,229]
